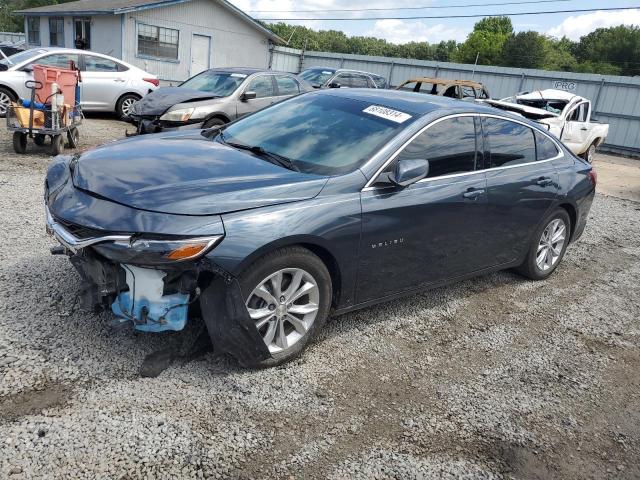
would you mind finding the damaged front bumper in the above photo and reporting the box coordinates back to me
[125,114,203,135]
[45,205,271,366]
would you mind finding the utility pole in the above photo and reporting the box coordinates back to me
[471,52,479,79]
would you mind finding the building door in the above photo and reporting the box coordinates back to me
[191,34,211,76]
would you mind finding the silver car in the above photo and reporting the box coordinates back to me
[0,47,158,117]
[127,68,313,134]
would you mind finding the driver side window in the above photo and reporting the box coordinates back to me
[567,102,588,122]
[31,53,79,69]
[384,116,479,180]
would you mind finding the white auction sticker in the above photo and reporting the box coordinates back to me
[230,73,247,78]
[363,105,412,123]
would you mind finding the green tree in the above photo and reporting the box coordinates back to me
[502,31,547,68]
[474,16,514,36]
[575,25,640,76]
[542,36,578,72]
[454,16,513,65]
[433,40,458,62]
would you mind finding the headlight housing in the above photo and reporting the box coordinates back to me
[160,107,196,123]
[92,235,224,266]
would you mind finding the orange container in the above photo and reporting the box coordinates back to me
[32,64,79,105]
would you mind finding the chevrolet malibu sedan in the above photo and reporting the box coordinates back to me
[44,89,595,368]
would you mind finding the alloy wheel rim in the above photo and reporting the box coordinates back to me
[0,92,10,115]
[246,268,320,354]
[536,218,566,271]
[121,98,136,116]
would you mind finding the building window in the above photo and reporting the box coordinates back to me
[49,17,65,47]
[27,17,40,45]
[137,23,179,60]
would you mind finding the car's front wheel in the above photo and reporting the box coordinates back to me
[516,208,570,280]
[239,247,332,367]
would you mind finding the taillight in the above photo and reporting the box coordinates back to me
[143,78,159,87]
[588,169,597,187]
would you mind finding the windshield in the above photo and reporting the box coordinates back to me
[299,69,335,86]
[180,71,247,96]
[0,49,44,68]
[219,93,415,175]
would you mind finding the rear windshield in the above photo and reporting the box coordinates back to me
[299,68,335,87]
[180,71,247,97]
[219,93,416,175]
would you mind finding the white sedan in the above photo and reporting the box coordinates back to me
[0,47,158,117]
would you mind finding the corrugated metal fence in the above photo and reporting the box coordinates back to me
[270,47,640,156]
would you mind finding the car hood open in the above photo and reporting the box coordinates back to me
[132,87,221,116]
[71,132,328,216]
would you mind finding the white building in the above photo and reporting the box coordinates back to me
[16,0,284,82]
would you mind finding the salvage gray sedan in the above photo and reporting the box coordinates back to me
[127,67,312,133]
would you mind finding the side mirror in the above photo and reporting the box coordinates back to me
[328,82,341,89]
[389,159,429,187]
[241,91,257,101]
[19,65,33,73]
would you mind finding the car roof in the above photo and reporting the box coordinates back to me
[203,67,293,75]
[316,88,501,116]
[401,77,486,88]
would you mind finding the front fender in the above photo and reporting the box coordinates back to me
[210,192,362,309]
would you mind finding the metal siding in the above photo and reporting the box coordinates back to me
[122,0,270,82]
[275,47,640,154]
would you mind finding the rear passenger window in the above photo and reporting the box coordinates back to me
[535,131,559,160]
[484,118,536,168]
[275,75,299,96]
[396,116,478,178]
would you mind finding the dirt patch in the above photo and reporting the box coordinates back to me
[0,383,70,423]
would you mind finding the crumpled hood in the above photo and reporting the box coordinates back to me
[71,132,328,216]
[132,87,221,116]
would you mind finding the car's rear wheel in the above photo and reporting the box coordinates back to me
[116,94,139,119]
[0,87,16,117]
[581,141,597,163]
[239,247,332,367]
[516,208,570,280]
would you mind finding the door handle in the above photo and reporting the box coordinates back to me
[463,188,485,199]
[114,78,126,82]
[580,127,588,131]
[535,176,553,187]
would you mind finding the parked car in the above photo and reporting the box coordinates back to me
[483,89,609,163]
[396,77,490,100]
[44,89,595,368]
[299,67,387,89]
[126,68,312,134]
[0,47,158,117]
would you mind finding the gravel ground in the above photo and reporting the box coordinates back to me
[0,118,639,479]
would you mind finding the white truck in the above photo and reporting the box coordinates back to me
[483,89,609,163]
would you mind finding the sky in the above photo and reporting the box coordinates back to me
[229,0,640,44]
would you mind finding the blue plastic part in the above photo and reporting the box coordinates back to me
[111,291,189,332]
[20,99,46,109]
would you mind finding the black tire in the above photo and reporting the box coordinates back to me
[115,94,140,119]
[202,117,226,129]
[66,127,79,148]
[580,141,597,163]
[238,246,332,368]
[51,134,64,156]
[515,208,571,280]
[0,87,17,117]
[34,134,47,146]
[12,132,27,154]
